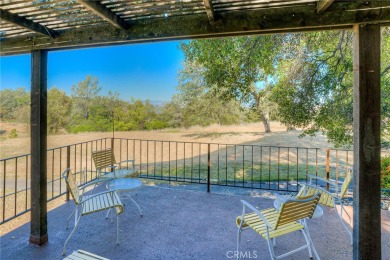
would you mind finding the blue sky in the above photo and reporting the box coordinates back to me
[0,41,185,102]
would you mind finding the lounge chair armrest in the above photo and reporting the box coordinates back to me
[79,178,113,190]
[116,160,135,168]
[80,190,121,204]
[273,193,289,202]
[240,200,273,228]
[307,174,337,185]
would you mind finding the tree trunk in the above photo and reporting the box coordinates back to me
[261,114,271,133]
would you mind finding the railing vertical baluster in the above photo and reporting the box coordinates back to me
[287,148,290,191]
[207,143,210,192]
[52,150,54,198]
[198,143,201,183]
[183,143,186,182]
[225,145,228,186]
[154,141,156,178]
[140,140,142,176]
[306,148,309,184]
[3,161,6,221]
[85,143,88,181]
[169,142,171,181]
[80,144,83,184]
[242,146,245,187]
[161,141,163,179]
[217,144,219,184]
[346,150,349,176]
[120,139,122,163]
[268,147,271,189]
[14,158,17,215]
[66,146,70,201]
[336,150,339,186]
[26,155,29,211]
[260,147,263,188]
[147,140,149,177]
[60,149,62,194]
[234,145,236,186]
[277,147,280,190]
[191,143,193,182]
[315,149,318,185]
[296,148,299,190]
[251,146,253,188]
[127,139,129,170]
[74,145,77,183]
[176,142,178,181]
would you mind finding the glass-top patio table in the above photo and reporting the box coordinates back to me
[107,178,143,217]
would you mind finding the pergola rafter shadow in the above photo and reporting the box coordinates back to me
[0,0,389,259]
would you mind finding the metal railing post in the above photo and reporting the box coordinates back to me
[207,144,211,193]
[66,146,70,201]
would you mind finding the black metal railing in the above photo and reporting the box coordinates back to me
[1,137,354,225]
[0,138,110,224]
[110,138,352,190]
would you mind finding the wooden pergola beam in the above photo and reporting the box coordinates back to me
[317,0,335,13]
[0,9,57,37]
[77,0,130,30]
[1,1,390,55]
[203,0,215,22]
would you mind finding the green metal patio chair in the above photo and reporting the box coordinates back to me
[92,148,137,179]
[236,193,322,260]
[62,168,123,256]
[297,170,353,244]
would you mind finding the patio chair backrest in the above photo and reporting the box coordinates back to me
[340,169,353,198]
[297,185,334,207]
[62,168,80,204]
[92,148,116,171]
[275,193,321,229]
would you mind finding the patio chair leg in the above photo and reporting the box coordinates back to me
[236,227,242,258]
[301,229,313,258]
[266,238,277,260]
[129,196,143,217]
[66,207,77,230]
[62,211,82,256]
[335,205,352,245]
[302,226,320,260]
[106,208,111,219]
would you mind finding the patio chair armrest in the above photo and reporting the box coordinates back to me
[116,160,135,168]
[307,174,337,185]
[79,178,114,191]
[301,183,338,200]
[273,193,289,202]
[240,200,273,228]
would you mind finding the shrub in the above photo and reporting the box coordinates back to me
[381,156,390,189]
[8,128,18,138]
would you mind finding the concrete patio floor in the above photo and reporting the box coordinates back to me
[1,182,389,260]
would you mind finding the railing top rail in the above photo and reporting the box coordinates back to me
[112,137,324,150]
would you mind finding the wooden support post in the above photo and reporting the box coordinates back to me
[29,50,48,246]
[353,24,381,259]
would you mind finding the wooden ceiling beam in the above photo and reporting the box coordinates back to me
[2,1,390,55]
[77,0,130,29]
[0,9,57,37]
[317,0,335,13]
[203,0,215,22]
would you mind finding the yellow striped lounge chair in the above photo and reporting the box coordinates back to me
[92,148,137,179]
[236,193,321,260]
[62,168,124,256]
[299,170,353,244]
[64,250,109,260]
